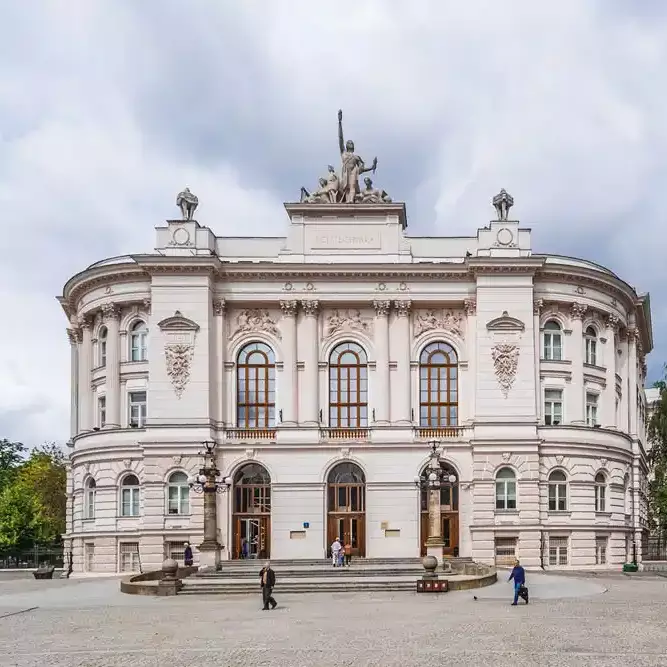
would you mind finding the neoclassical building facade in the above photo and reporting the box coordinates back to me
[59,195,653,574]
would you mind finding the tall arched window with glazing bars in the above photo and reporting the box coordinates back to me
[419,342,458,426]
[236,342,276,428]
[329,342,368,428]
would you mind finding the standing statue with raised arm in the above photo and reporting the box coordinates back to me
[492,189,514,221]
[177,187,199,220]
[338,109,377,203]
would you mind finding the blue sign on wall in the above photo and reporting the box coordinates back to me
[303,522,310,529]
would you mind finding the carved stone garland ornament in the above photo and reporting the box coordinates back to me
[491,343,520,398]
[165,343,194,398]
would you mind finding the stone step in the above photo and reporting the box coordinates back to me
[216,557,428,566]
[197,567,425,580]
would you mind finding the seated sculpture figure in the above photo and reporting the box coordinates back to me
[357,176,392,204]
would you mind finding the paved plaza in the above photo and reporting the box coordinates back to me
[0,571,666,666]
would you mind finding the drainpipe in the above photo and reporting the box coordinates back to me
[539,531,545,570]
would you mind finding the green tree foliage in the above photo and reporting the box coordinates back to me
[0,442,66,549]
[648,379,667,533]
[0,439,26,492]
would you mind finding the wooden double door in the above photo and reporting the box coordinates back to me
[420,512,459,557]
[327,514,365,557]
[233,515,270,560]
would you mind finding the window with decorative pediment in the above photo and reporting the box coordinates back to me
[419,342,458,426]
[236,342,275,428]
[329,342,368,428]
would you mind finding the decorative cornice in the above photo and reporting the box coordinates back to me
[279,300,298,317]
[372,300,391,317]
[157,311,200,332]
[486,311,525,333]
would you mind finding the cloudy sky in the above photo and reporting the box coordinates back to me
[1,0,666,447]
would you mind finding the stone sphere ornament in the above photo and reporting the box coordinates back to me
[421,555,438,576]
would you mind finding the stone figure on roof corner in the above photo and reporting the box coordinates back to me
[338,109,377,203]
[492,188,514,221]
[300,165,340,203]
[177,187,199,220]
[358,176,392,204]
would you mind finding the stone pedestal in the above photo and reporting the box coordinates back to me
[426,543,445,565]
[198,541,222,571]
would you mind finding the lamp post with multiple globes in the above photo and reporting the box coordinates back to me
[188,440,232,571]
[414,441,457,566]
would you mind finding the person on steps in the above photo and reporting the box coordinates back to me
[331,537,342,567]
[259,561,277,610]
[508,559,527,606]
[344,540,352,567]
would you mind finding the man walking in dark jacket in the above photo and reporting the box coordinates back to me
[259,561,277,610]
[508,559,527,606]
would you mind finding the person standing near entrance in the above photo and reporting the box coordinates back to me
[344,539,352,567]
[508,559,527,606]
[331,537,342,567]
[259,561,277,610]
[183,542,193,567]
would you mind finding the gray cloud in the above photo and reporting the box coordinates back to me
[1,0,666,446]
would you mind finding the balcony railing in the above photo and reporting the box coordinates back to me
[225,428,276,441]
[321,428,370,441]
[415,426,466,440]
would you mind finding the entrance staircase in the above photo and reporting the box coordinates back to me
[179,557,475,595]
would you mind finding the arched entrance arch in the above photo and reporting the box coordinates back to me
[232,463,271,559]
[327,462,366,557]
[419,462,459,557]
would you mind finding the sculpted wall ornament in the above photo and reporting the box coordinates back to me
[299,110,392,204]
[491,342,520,398]
[414,309,464,338]
[101,302,120,322]
[158,311,200,399]
[570,302,588,320]
[232,309,281,340]
[533,299,544,316]
[176,187,198,220]
[325,308,371,337]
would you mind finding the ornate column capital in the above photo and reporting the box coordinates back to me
[66,328,81,345]
[393,300,412,317]
[372,299,391,317]
[301,300,319,317]
[101,302,120,322]
[606,314,620,331]
[279,300,298,317]
[464,298,477,316]
[533,299,544,316]
[627,327,639,343]
[570,302,588,320]
[212,299,226,316]
[78,314,93,331]
[142,298,151,315]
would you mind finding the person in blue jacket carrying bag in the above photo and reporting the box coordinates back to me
[508,559,527,605]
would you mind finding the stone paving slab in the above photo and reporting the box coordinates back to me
[0,573,665,666]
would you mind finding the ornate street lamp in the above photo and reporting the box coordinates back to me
[413,441,457,570]
[187,441,232,571]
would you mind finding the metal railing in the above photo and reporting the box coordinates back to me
[0,546,64,569]
[644,536,667,561]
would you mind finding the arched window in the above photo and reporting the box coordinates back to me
[419,342,458,426]
[585,326,597,365]
[120,474,140,517]
[84,478,96,519]
[548,470,567,511]
[167,471,189,515]
[594,472,606,512]
[329,342,368,428]
[543,321,563,361]
[236,342,275,428]
[98,327,107,367]
[129,321,147,362]
[495,467,517,510]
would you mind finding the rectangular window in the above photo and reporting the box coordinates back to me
[585,338,597,366]
[168,485,189,515]
[549,536,568,566]
[100,340,107,367]
[121,488,140,517]
[119,542,140,572]
[166,541,187,563]
[494,537,517,566]
[586,393,598,426]
[84,542,95,572]
[129,391,147,427]
[98,396,106,428]
[595,537,608,565]
[544,389,563,426]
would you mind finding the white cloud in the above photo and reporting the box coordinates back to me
[1,0,666,445]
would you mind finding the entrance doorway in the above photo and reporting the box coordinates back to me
[419,462,459,557]
[327,462,366,557]
[232,463,271,559]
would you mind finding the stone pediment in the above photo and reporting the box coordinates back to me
[157,311,200,332]
[486,311,525,333]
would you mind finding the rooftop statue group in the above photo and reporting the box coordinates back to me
[300,110,392,204]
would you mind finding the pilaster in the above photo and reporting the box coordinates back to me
[102,303,121,429]
[533,299,543,421]
[212,299,226,424]
[603,315,619,428]
[568,302,586,425]
[279,300,298,425]
[628,328,638,437]
[464,298,477,423]
[392,300,411,424]
[78,316,93,432]
[300,300,320,425]
[372,300,391,424]
[67,328,80,438]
